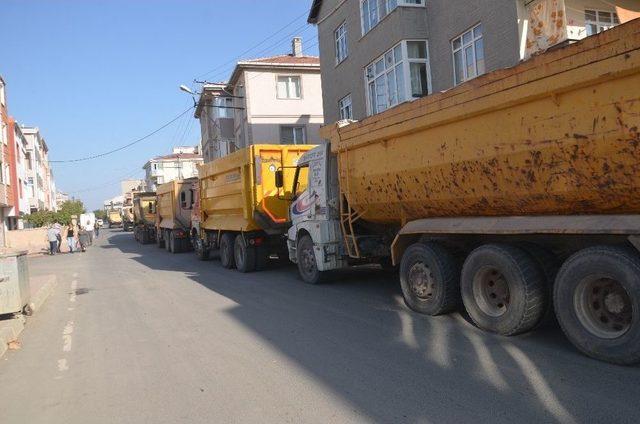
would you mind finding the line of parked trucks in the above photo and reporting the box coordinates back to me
[126,22,640,365]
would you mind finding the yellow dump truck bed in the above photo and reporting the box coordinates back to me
[199,144,315,233]
[323,20,640,225]
[132,192,157,225]
[108,210,122,224]
[156,178,197,230]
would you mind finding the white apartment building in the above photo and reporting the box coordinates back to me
[22,126,56,212]
[143,146,203,191]
[195,37,324,163]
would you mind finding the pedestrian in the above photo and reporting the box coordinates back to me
[54,221,62,253]
[78,225,88,252]
[94,220,100,238]
[66,223,75,253]
[46,225,58,255]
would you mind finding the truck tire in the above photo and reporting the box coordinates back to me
[554,246,640,365]
[234,235,256,273]
[141,231,149,245]
[156,231,165,249]
[255,245,269,271]
[195,237,210,261]
[165,231,172,252]
[517,242,559,326]
[400,242,460,316]
[296,235,327,284]
[461,244,546,336]
[219,233,236,269]
[169,231,177,253]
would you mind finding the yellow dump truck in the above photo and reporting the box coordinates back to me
[122,205,134,232]
[195,144,315,272]
[132,192,157,244]
[107,210,122,228]
[156,178,197,253]
[280,21,640,365]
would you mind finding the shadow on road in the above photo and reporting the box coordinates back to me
[103,231,640,423]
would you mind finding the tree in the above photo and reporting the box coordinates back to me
[93,209,108,220]
[24,200,86,227]
[55,200,86,225]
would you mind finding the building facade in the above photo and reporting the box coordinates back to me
[143,146,203,191]
[22,126,56,212]
[195,38,325,163]
[309,0,640,124]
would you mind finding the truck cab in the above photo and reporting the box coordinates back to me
[286,144,347,282]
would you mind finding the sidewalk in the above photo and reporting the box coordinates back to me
[0,268,57,359]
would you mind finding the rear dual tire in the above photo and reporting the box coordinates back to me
[554,246,640,365]
[461,244,546,336]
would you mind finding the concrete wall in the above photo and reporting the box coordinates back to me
[6,228,47,254]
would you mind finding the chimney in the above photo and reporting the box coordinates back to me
[292,37,303,57]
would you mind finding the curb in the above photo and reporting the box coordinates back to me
[0,316,25,360]
[29,275,58,314]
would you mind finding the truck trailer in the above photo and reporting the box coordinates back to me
[107,210,122,228]
[280,21,640,365]
[195,144,315,272]
[133,192,157,244]
[156,178,197,253]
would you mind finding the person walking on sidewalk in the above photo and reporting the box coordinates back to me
[47,225,58,255]
[54,221,62,253]
[94,220,100,238]
[66,223,76,253]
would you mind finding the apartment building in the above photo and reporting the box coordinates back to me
[195,38,324,162]
[6,119,30,229]
[308,0,640,123]
[143,146,203,191]
[0,77,11,244]
[22,126,57,213]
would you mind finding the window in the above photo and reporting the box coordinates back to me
[365,40,430,116]
[361,0,425,35]
[281,126,306,144]
[214,97,233,118]
[452,24,485,85]
[276,76,301,99]
[339,95,353,120]
[335,22,348,64]
[585,10,620,36]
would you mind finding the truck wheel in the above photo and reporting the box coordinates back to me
[554,246,640,365]
[169,231,177,253]
[517,242,559,326]
[234,235,256,273]
[255,245,269,271]
[296,235,326,284]
[195,237,210,261]
[156,231,165,248]
[461,244,546,336]
[400,242,460,316]
[164,231,172,252]
[219,233,236,269]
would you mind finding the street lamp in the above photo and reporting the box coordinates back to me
[179,85,197,95]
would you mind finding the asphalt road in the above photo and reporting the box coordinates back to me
[0,229,639,423]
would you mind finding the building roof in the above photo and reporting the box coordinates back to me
[150,152,202,162]
[195,83,231,118]
[240,55,320,66]
[308,0,322,24]
[228,53,320,86]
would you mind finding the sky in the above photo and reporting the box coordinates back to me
[0,0,318,210]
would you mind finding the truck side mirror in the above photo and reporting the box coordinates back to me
[275,170,284,188]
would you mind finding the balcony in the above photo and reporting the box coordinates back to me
[0,184,9,207]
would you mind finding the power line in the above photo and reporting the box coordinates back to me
[68,167,144,194]
[195,8,311,79]
[50,106,195,163]
[200,23,316,84]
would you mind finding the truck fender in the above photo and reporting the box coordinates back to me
[391,233,421,266]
